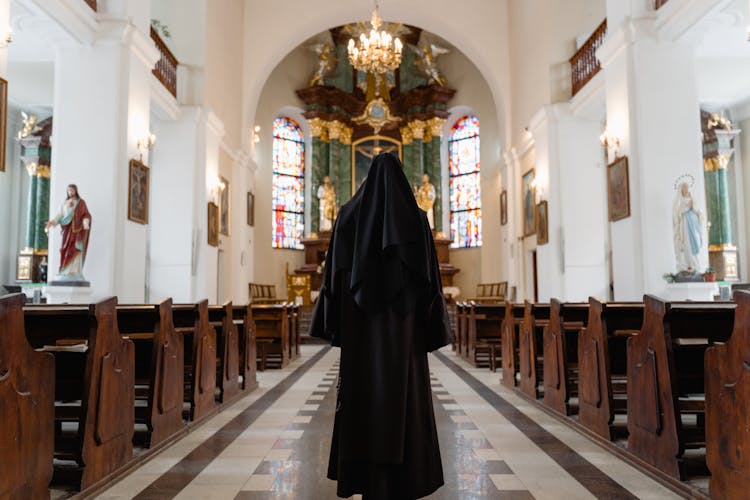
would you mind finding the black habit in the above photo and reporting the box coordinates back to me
[310,152,452,499]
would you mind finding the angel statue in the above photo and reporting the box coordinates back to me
[308,43,337,87]
[409,41,449,86]
[17,112,43,140]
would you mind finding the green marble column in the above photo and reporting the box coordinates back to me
[25,173,39,249]
[34,175,50,250]
[704,162,732,246]
[328,138,346,207]
[424,136,443,233]
[310,135,329,234]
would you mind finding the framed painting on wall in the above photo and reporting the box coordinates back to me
[607,156,630,222]
[247,192,254,227]
[219,176,230,235]
[500,190,508,226]
[0,78,6,173]
[522,168,536,236]
[127,159,150,224]
[208,202,219,247]
[536,200,548,245]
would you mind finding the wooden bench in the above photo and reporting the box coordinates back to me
[232,304,259,392]
[252,303,290,369]
[517,301,550,399]
[173,301,216,421]
[542,299,588,416]
[578,298,643,441]
[500,302,524,389]
[208,302,241,404]
[286,302,300,360]
[455,301,469,357]
[249,282,281,304]
[469,282,508,303]
[468,302,503,369]
[706,290,750,498]
[24,298,135,491]
[0,294,55,499]
[627,295,734,480]
[116,300,184,448]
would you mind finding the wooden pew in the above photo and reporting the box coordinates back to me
[517,301,550,399]
[467,302,503,369]
[232,304,259,392]
[500,302,524,389]
[252,303,290,370]
[627,295,734,480]
[578,298,643,441]
[455,301,468,357]
[23,298,135,491]
[286,303,300,360]
[208,302,241,403]
[116,300,184,448]
[705,290,750,498]
[173,301,216,421]
[0,294,55,499]
[542,299,588,416]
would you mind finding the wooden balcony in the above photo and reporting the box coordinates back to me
[655,0,671,8]
[83,0,96,10]
[151,27,178,98]
[569,19,607,97]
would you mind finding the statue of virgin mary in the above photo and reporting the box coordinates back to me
[672,180,703,273]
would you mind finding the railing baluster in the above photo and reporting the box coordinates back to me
[150,27,179,98]
[569,19,607,97]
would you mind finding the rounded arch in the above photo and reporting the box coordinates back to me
[274,106,314,235]
[243,0,508,153]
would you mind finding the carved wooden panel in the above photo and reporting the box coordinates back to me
[237,304,258,391]
[518,301,539,399]
[543,299,566,414]
[578,298,611,440]
[0,294,54,499]
[706,290,750,498]
[216,302,240,403]
[500,303,516,388]
[191,301,217,421]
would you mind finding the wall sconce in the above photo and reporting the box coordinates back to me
[136,132,156,161]
[253,125,261,144]
[210,175,227,204]
[599,129,620,157]
[0,29,12,49]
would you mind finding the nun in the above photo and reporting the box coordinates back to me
[310,152,452,499]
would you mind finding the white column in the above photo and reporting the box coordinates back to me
[599,15,706,300]
[48,19,158,302]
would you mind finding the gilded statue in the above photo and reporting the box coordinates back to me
[409,41,449,87]
[416,173,437,229]
[18,112,42,140]
[308,43,337,87]
[317,175,337,232]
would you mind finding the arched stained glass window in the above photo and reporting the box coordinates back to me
[272,117,305,249]
[449,115,482,248]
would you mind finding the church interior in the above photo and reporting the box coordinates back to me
[2,0,750,498]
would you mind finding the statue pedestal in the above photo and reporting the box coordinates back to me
[47,282,93,304]
[666,282,719,302]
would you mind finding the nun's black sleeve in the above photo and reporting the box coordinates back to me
[424,226,452,353]
[309,228,339,346]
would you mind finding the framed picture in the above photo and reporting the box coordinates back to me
[219,176,230,236]
[522,168,536,236]
[127,159,150,224]
[207,202,219,247]
[607,156,630,222]
[536,200,549,245]
[0,78,8,172]
[247,192,255,227]
[500,190,508,226]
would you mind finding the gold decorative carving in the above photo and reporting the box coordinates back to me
[353,97,401,134]
[24,163,51,178]
[400,125,414,145]
[704,156,730,172]
[427,117,446,138]
[408,119,426,141]
[309,118,329,142]
[327,120,353,145]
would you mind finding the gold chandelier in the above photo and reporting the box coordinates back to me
[347,1,403,74]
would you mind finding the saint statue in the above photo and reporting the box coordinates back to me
[45,184,92,281]
[308,43,336,87]
[672,180,703,272]
[317,175,337,232]
[416,173,437,229]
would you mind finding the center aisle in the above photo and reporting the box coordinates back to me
[96,346,682,500]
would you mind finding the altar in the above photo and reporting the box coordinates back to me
[297,231,460,291]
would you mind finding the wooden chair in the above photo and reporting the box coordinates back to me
[470,282,508,303]
[0,294,55,499]
[286,264,312,305]
[252,303,290,369]
[706,290,750,498]
[468,302,503,368]
[249,283,280,304]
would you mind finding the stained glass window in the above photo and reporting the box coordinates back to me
[272,117,305,249]
[449,115,482,248]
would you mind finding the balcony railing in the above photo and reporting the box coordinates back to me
[569,19,607,97]
[151,27,178,98]
[655,0,671,8]
[83,0,96,11]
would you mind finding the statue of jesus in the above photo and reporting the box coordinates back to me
[416,173,436,229]
[45,184,92,281]
[317,176,337,232]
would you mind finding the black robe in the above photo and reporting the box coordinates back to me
[310,153,452,499]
